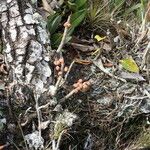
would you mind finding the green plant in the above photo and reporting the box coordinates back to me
[87,0,109,31]
[47,0,87,48]
[86,0,149,33]
[86,0,125,32]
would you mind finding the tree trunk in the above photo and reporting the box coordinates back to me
[0,2,78,149]
[0,0,53,107]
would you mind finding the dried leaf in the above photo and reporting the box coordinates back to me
[39,121,50,130]
[75,59,92,65]
[120,56,139,73]
[120,72,145,81]
[70,43,95,52]
[42,0,54,13]
[93,59,126,82]
[103,43,111,51]
[103,62,113,67]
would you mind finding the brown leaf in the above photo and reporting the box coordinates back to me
[75,59,92,65]
[103,43,111,51]
[103,62,113,67]
[70,43,95,52]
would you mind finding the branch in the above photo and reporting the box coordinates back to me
[56,15,71,53]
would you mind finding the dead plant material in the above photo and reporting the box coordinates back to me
[75,58,92,65]
[0,143,10,150]
[103,62,114,67]
[42,0,54,14]
[146,1,150,22]
[93,58,126,82]
[0,64,8,74]
[0,54,4,64]
[70,43,95,52]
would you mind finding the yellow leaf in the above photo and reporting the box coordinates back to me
[120,56,139,73]
[94,35,106,42]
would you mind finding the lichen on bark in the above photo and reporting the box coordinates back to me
[0,0,53,106]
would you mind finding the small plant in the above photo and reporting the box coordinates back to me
[86,0,149,34]
[47,0,87,48]
[86,0,111,32]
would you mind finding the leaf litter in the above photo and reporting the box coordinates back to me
[0,0,150,150]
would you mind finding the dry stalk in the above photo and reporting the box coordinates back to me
[140,3,150,33]
[55,130,66,150]
[59,89,77,104]
[56,15,71,53]
[34,94,42,139]
[63,60,75,84]
[55,60,65,89]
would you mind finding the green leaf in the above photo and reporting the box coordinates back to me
[47,13,62,34]
[75,0,87,9]
[114,0,125,6]
[51,33,72,48]
[51,33,62,48]
[47,13,58,26]
[67,1,76,11]
[120,57,139,73]
[124,3,141,17]
[67,27,75,36]
[70,9,86,28]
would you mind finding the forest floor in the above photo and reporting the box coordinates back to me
[0,0,150,150]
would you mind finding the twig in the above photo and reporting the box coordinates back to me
[24,107,32,116]
[62,60,75,85]
[38,102,51,110]
[17,121,29,150]
[54,57,65,96]
[21,113,37,127]
[124,96,148,100]
[34,94,42,139]
[56,15,71,53]
[55,76,63,89]
[59,89,77,104]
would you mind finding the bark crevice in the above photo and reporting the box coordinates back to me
[0,0,53,106]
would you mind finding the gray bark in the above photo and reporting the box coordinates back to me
[0,0,53,106]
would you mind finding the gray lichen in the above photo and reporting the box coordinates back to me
[0,0,52,103]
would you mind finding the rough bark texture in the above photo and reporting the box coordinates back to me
[0,0,53,106]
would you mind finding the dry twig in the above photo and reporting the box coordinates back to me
[56,15,71,53]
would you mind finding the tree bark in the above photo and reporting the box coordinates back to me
[0,0,53,107]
